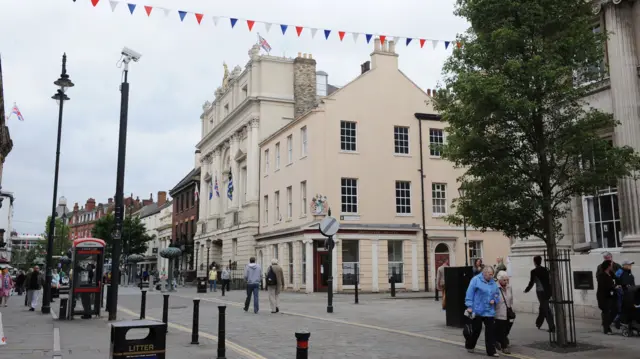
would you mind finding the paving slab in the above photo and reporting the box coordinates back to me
[0,293,53,359]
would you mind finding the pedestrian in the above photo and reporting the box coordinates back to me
[597,252,622,277]
[523,255,555,332]
[209,266,218,292]
[266,258,285,313]
[24,268,33,306]
[221,266,231,292]
[243,257,262,314]
[15,270,25,296]
[473,258,484,275]
[495,271,515,355]
[613,260,635,328]
[494,257,507,278]
[436,259,449,310]
[597,259,617,334]
[25,266,44,311]
[0,268,14,307]
[464,266,500,357]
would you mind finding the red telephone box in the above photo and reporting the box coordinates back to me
[69,238,106,319]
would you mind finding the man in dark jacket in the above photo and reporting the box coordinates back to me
[25,266,44,311]
[596,260,617,334]
[524,255,555,332]
[596,252,622,277]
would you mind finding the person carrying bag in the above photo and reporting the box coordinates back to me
[495,271,515,354]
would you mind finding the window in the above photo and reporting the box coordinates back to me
[316,73,328,96]
[584,187,621,248]
[432,183,447,215]
[468,241,483,260]
[341,178,358,213]
[342,240,359,285]
[287,135,293,164]
[429,129,444,156]
[263,195,269,224]
[275,143,281,170]
[264,149,270,173]
[288,242,294,284]
[232,238,238,260]
[340,121,357,151]
[301,244,306,284]
[394,126,409,154]
[286,186,293,219]
[301,126,308,156]
[300,181,307,216]
[388,240,404,284]
[275,191,280,222]
[395,181,411,214]
[273,244,279,260]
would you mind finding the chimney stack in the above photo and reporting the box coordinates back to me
[293,53,318,118]
[73,202,79,212]
[108,198,113,205]
[85,198,96,211]
[158,191,167,206]
[360,61,371,74]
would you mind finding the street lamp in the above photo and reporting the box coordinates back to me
[206,239,211,270]
[43,54,74,315]
[200,243,205,270]
[457,184,469,266]
[194,241,200,273]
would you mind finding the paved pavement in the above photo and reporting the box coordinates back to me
[0,293,54,359]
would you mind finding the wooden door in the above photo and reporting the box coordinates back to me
[314,251,330,292]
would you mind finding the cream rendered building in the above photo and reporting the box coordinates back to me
[258,39,511,293]
[510,0,640,318]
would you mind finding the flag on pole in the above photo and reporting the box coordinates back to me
[227,170,234,200]
[214,176,220,197]
[258,33,271,53]
[209,181,213,200]
[8,103,24,121]
[194,183,200,202]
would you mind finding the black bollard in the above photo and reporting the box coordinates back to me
[59,297,68,320]
[295,331,311,359]
[390,276,396,297]
[216,305,226,359]
[162,294,169,333]
[191,299,200,345]
[140,290,147,319]
[106,284,112,312]
[221,278,225,297]
[354,263,359,304]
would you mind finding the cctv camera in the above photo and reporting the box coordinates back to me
[121,47,142,62]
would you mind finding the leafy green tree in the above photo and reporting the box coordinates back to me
[434,0,640,345]
[91,213,154,259]
[44,216,72,256]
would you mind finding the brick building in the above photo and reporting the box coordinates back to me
[169,163,200,278]
[68,194,149,239]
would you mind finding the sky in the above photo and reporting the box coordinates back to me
[0,0,467,235]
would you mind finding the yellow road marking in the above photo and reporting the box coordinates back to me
[118,306,267,359]
[169,293,537,359]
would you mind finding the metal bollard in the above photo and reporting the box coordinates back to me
[140,289,147,319]
[162,294,170,333]
[216,305,227,359]
[191,298,200,345]
[354,263,359,304]
[221,279,225,297]
[59,297,68,320]
[295,331,311,359]
[390,277,396,297]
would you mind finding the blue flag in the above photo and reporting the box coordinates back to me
[227,171,233,200]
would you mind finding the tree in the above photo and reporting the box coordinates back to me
[434,0,640,346]
[44,216,72,256]
[91,213,154,259]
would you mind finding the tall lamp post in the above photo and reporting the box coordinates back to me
[194,241,200,273]
[108,47,141,321]
[457,185,469,266]
[43,54,74,314]
[206,239,211,270]
[200,244,205,270]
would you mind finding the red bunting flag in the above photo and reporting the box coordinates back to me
[338,31,345,41]
[456,41,462,49]
[91,0,99,7]
[420,39,426,48]
[195,13,203,24]
[296,26,303,37]
[247,20,255,31]
[380,35,386,45]
[144,6,152,16]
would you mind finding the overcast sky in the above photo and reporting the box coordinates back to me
[0,0,467,234]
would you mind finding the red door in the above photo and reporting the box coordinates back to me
[314,251,330,292]
[435,253,450,270]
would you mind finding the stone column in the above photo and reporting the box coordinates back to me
[247,119,260,203]
[211,149,222,218]
[605,2,640,251]
[199,155,210,222]
[230,134,240,210]
[305,239,314,293]
[411,241,419,291]
[332,238,339,293]
[371,239,379,292]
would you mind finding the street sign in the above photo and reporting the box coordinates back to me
[319,216,339,237]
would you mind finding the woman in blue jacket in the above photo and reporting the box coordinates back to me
[465,266,501,357]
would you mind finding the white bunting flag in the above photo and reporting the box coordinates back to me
[212,16,220,26]
[264,22,272,33]
[310,28,318,39]
[352,32,360,43]
[394,36,403,45]
[109,0,119,12]
[432,40,439,49]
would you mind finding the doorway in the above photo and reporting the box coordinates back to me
[434,243,450,270]
[314,250,330,292]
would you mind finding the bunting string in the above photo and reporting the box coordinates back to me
[87,0,462,50]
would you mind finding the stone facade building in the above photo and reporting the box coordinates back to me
[510,0,640,318]
[134,191,171,274]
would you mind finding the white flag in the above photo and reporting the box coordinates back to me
[310,28,318,39]
[212,17,220,26]
[264,22,272,33]
[163,8,170,17]
[394,36,403,45]
[109,0,119,12]
[432,40,439,50]
[352,32,360,43]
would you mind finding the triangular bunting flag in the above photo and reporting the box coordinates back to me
[109,0,119,12]
[296,26,303,37]
[195,13,203,24]
[456,41,462,49]
[366,34,372,43]
[265,23,272,32]
[394,37,403,45]
[310,28,318,39]
[247,20,255,31]
[212,16,220,26]
[91,0,100,7]
[162,8,170,17]
[352,32,359,43]
[230,18,238,28]
[380,35,386,45]
[280,24,288,34]
[420,39,426,48]
[444,41,450,49]
[178,11,187,22]
[127,3,136,14]
[406,38,413,46]
[324,29,331,39]
[432,40,439,49]
[338,31,346,41]
[144,6,152,16]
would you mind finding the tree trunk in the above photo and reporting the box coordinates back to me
[546,239,569,346]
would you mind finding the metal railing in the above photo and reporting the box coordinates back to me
[341,262,361,286]
[544,249,577,347]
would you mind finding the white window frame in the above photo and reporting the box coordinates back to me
[275,191,281,222]
[340,121,357,152]
[431,183,447,216]
[395,181,412,215]
[301,126,308,157]
[263,195,269,224]
[300,181,307,216]
[341,239,360,286]
[468,240,483,260]
[264,149,270,173]
[429,128,444,157]
[387,240,404,284]
[286,186,293,219]
[582,186,622,249]
[394,126,410,155]
[287,135,293,164]
[341,178,358,214]
[275,143,281,170]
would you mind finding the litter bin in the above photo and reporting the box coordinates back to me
[110,320,167,359]
[444,266,474,328]
[197,277,207,293]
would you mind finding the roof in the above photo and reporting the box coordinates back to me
[138,200,173,219]
[327,84,340,96]
[170,167,201,196]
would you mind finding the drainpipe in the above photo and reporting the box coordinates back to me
[416,113,429,293]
